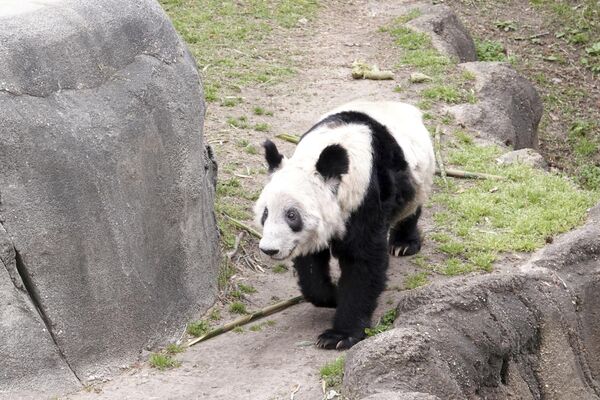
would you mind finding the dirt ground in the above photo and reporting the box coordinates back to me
[64,0,597,399]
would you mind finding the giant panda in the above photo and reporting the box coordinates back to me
[254,100,435,349]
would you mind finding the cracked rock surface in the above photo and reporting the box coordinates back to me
[0,0,219,396]
[344,204,600,399]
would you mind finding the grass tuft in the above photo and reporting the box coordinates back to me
[187,320,210,337]
[229,301,248,314]
[320,356,345,389]
[149,353,180,371]
[404,272,429,289]
[272,264,288,273]
[238,283,257,294]
[365,309,397,337]
[166,343,184,354]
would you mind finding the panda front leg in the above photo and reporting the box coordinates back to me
[316,236,388,350]
[389,206,422,257]
[293,248,337,308]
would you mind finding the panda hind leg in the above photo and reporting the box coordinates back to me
[389,206,422,257]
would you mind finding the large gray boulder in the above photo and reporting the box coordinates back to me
[447,62,543,150]
[344,204,600,399]
[407,4,477,63]
[0,0,219,396]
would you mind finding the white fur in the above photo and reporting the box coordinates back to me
[255,101,435,259]
[324,101,435,221]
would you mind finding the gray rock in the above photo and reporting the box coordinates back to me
[0,225,81,399]
[0,0,219,393]
[447,62,543,150]
[496,148,548,170]
[344,204,600,399]
[407,5,477,62]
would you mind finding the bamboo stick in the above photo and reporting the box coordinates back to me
[223,214,262,238]
[187,295,304,346]
[440,168,506,180]
[275,133,300,144]
[433,125,448,187]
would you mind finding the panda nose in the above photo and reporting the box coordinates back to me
[260,247,279,256]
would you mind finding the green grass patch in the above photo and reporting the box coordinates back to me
[218,258,236,290]
[253,106,274,116]
[381,19,452,76]
[404,272,429,289]
[429,138,600,274]
[238,283,257,294]
[221,97,243,107]
[227,116,250,129]
[187,320,210,337]
[229,301,247,314]
[395,8,422,24]
[272,263,288,273]
[475,39,507,61]
[166,343,185,354]
[320,356,345,389]
[249,320,275,332]
[149,353,180,370]
[254,122,271,132]
[209,309,222,321]
[365,308,397,337]
[160,0,319,101]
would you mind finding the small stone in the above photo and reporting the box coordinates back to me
[496,148,548,170]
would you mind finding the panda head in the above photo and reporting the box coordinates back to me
[254,139,349,260]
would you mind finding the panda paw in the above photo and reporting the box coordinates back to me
[316,329,361,350]
[389,239,421,257]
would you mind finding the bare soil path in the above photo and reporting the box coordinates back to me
[66,1,436,399]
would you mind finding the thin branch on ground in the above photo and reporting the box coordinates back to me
[186,295,304,347]
[223,214,262,238]
[226,232,245,260]
[433,125,448,188]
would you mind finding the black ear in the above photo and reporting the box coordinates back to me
[263,140,283,172]
[316,144,349,181]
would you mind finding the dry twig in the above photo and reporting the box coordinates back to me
[226,231,245,260]
[186,295,304,346]
[223,214,262,238]
[433,125,448,188]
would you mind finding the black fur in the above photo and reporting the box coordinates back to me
[286,208,303,232]
[389,206,422,256]
[261,207,268,226]
[315,144,349,181]
[263,139,283,172]
[294,111,421,350]
[293,248,337,308]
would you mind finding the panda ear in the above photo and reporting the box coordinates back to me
[263,140,284,173]
[316,144,349,182]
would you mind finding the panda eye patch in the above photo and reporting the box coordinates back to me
[261,207,268,225]
[285,208,303,232]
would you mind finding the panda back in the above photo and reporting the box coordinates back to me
[323,101,435,198]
